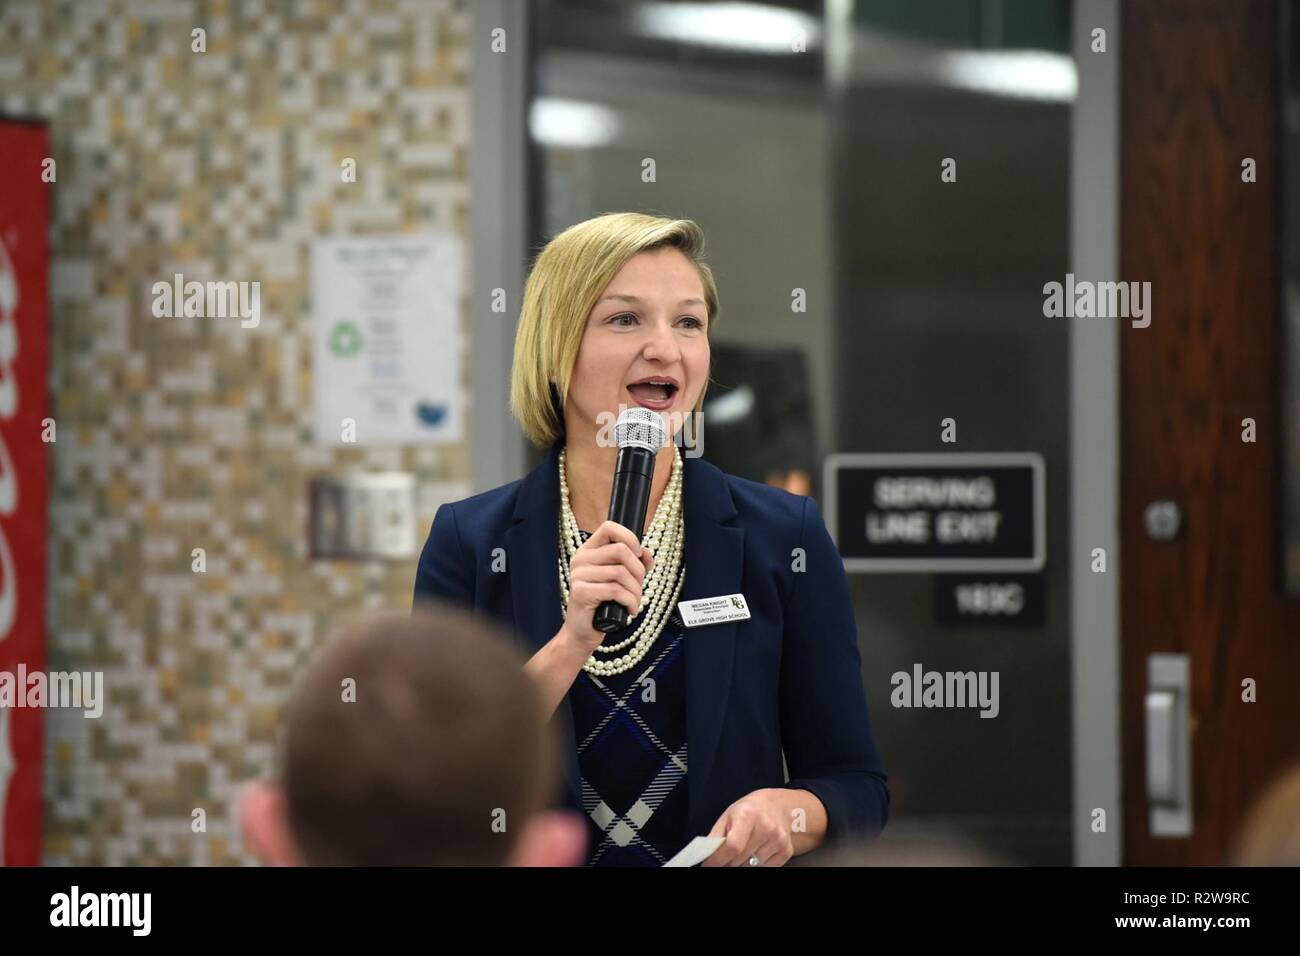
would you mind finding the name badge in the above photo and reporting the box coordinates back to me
[677,593,751,628]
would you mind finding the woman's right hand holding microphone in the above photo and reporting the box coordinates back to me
[561,520,653,653]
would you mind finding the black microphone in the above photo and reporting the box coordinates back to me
[593,407,669,633]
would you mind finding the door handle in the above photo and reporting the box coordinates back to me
[1145,689,1176,802]
[1146,653,1192,836]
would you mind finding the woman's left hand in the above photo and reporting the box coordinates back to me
[702,788,804,867]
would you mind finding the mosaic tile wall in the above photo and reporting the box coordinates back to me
[0,0,473,864]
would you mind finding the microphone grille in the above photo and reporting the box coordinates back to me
[614,406,669,451]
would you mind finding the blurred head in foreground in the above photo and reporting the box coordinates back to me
[1232,762,1300,866]
[239,605,586,866]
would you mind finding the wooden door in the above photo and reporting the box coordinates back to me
[1121,0,1300,864]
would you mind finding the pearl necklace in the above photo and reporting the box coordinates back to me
[558,444,686,676]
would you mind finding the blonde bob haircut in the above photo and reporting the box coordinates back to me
[510,212,720,449]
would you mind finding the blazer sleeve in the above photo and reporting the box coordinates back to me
[413,503,476,610]
[779,494,890,845]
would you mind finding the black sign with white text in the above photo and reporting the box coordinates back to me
[824,453,1045,572]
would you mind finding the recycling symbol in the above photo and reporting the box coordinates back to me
[330,320,363,358]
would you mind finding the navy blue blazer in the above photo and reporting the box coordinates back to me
[412,440,889,847]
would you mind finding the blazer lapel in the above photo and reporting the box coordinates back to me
[679,452,744,837]
[506,441,565,654]
[505,441,581,807]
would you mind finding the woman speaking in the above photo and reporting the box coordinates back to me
[414,212,888,866]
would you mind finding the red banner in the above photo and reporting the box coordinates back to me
[0,119,50,866]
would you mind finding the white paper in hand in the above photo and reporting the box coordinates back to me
[662,836,726,867]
